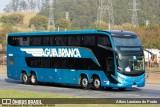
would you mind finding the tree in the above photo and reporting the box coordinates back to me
[0,24,18,49]
[3,0,41,12]
[55,19,71,30]
[19,0,28,11]
[12,0,20,12]
[27,0,37,11]
[0,13,24,25]
[90,21,108,30]
[72,16,92,29]
[29,15,48,30]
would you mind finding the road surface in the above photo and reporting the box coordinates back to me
[0,74,160,98]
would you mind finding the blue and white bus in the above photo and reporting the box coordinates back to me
[7,30,153,90]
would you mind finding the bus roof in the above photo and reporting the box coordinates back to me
[103,30,137,36]
[8,30,97,36]
[8,30,137,36]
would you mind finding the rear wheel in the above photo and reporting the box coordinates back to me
[80,76,89,89]
[30,73,38,85]
[21,72,29,84]
[93,77,101,90]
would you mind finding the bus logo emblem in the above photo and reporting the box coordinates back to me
[21,48,81,58]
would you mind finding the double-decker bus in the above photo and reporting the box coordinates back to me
[7,30,153,90]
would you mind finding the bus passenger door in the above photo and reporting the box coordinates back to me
[106,57,114,75]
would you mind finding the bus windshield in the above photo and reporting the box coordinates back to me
[117,56,145,74]
[112,36,142,47]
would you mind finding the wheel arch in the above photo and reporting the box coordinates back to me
[91,74,101,81]
[20,70,27,80]
[30,71,38,78]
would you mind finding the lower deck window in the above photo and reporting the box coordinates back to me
[25,57,101,70]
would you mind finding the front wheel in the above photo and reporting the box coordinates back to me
[30,73,38,85]
[80,76,89,89]
[93,77,101,90]
[21,72,29,84]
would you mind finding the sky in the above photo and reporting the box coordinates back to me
[0,0,11,12]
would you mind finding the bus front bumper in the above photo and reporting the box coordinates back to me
[101,72,145,88]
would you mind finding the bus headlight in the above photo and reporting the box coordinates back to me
[125,66,131,72]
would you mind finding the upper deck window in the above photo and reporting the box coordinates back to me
[82,35,96,46]
[30,37,41,46]
[8,37,21,46]
[68,36,81,46]
[42,37,50,46]
[97,36,111,46]
[55,36,67,46]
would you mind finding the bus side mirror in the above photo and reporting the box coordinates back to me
[143,49,155,61]
[150,54,155,61]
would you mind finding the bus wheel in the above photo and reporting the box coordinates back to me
[21,72,29,84]
[93,77,101,90]
[80,76,89,89]
[30,73,38,85]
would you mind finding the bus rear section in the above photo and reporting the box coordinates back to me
[7,30,147,90]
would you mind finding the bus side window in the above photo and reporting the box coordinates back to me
[97,36,111,47]
[30,37,41,46]
[74,58,84,70]
[68,36,81,46]
[68,58,75,69]
[42,37,50,46]
[52,58,60,68]
[39,58,51,68]
[55,36,67,46]
[60,58,67,69]
[20,37,30,46]
[8,37,21,46]
[84,59,94,70]
[82,35,96,46]
[30,58,35,67]
[50,37,55,45]
[8,37,14,46]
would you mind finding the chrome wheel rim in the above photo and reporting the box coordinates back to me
[31,75,36,83]
[23,74,28,83]
[82,78,88,87]
[94,79,100,88]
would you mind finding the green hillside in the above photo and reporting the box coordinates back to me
[0,0,159,49]
[38,0,160,27]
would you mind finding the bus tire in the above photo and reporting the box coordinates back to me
[80,76,89,89]
[21,72,29,84]
[93,77,101,90]
[30,73,38,85]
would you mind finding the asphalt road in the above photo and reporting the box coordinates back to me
[0,74,160,98]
